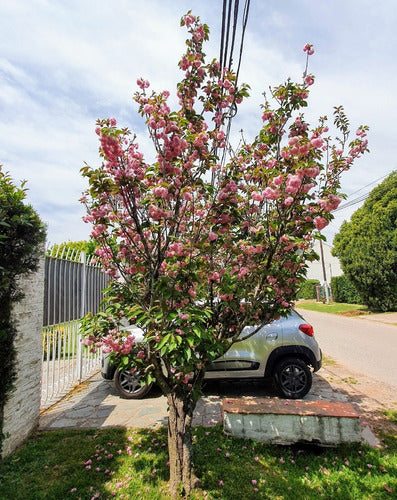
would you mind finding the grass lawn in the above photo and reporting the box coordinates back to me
[296,301,369,315]
[0,424,396,499]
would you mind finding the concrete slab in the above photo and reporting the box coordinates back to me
[223,398,362,446]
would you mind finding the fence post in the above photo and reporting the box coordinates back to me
[77,251,87,381]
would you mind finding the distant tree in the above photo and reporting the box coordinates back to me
[47,240,97,259]
[333,171,397,311]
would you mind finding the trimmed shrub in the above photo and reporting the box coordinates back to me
[296,279,320,300]
[331,275,362,304]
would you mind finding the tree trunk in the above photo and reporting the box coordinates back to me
[167,390,200,498]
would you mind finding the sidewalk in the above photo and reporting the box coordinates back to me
[358,311,397,325]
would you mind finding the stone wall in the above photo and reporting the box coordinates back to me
[1,255,45,457]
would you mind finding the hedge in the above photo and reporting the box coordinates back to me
[331,275,362,304]
[296,279,320,300]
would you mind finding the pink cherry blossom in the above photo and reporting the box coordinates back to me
[252,191,264,202]
[208,231,218,242]
[262,187,278,200]
[314,216,328,230]
[286,174,302,194]
[311,137,324,148]
[273,175,283,186]
[303,43,314,55]
[305,75,315,86]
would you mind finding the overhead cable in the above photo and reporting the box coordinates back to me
[334,171,394,212]
[334,193,369,212]
[218,0,251,167]
[345,173,390,198]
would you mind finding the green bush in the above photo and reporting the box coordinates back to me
[331,275,362,304]
[296,279,320,300]
[333,171,397,311]
[0,166,46,455]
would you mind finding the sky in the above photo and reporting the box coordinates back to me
[0,0,395,245]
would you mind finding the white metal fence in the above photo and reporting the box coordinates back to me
[41,248,108,409]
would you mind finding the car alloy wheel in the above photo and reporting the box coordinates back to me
[274,357,312,399]
[114,368,152,399]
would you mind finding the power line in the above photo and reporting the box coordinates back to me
[219,0,251,85]
[334,193,369,212]
[218,0,251,168]
[334,171,395,212]
[345,173,390,198]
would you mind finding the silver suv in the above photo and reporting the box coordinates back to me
[101,309,322,400]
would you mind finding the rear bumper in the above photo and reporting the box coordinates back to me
[313,349,322,372]
[101,355,115,380]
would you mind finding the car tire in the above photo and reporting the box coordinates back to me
[114,368,152,399]
[274,357,312,399]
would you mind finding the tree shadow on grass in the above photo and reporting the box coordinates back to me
[0,426,171,500]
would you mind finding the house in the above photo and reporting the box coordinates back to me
[305,241,342,284]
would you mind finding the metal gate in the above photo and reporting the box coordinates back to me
[41,248,109,409]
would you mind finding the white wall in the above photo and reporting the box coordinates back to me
[1,255,45,457]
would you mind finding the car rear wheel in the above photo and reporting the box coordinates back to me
[114,368,152,399]
[274,357,312,399]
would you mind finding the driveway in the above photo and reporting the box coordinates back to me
[39,362,394,436]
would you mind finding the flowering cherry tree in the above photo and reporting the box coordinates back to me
[80,13,368,497]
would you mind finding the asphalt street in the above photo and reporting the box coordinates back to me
[296,309,397,391]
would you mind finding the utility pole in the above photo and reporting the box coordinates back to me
[319,240,330,304]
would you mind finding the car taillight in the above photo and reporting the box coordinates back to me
[299,324,313,337]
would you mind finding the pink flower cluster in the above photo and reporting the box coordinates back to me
[318,194,342,212]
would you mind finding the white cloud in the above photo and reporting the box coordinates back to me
[0,0,395,244]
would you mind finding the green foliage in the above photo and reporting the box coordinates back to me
[331,275,361,304]
[47,240,96,260]
[42,323,78,360]
[0,166,46,456]
[296,279,320,299]
[333,171,397,311]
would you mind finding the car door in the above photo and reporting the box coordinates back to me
[205,319,284,379]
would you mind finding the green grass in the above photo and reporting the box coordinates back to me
[383,410,397,424]
[296,300,369,315]
[322,356,337,366]
[0,426,396,499]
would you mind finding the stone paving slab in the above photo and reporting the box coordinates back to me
[39,365,353,432]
